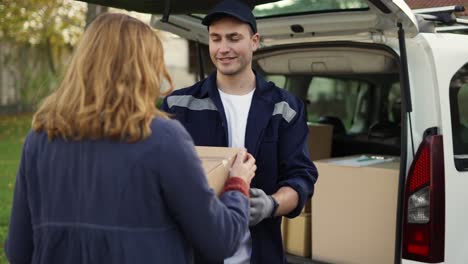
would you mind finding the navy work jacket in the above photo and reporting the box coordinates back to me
[161,72,318,264]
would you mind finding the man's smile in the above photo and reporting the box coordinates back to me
[218,56,236,63]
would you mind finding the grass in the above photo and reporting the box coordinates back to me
[0,113,32,264]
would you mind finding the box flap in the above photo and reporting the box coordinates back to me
[196,146,240,171]
[307,123,333,161]
[195,146,241,195]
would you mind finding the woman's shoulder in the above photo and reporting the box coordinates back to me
[151,117,186,135]
[149,117,193,145]
[22,129,47,150]
[145,117,196,167]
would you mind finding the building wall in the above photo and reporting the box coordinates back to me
[0,42,21,107]
[158,30,197,90]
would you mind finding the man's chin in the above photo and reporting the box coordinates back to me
[217,67,240,76]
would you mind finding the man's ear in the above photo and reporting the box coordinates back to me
[251,33,260,51]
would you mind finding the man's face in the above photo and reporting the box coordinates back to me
[208,17,259,77]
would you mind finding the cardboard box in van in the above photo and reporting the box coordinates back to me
[311,155,400,264]
[304,123,333,213]
[281,124,332,256]
[307,123,333,161]
[282,213,311,257]
[195,146,240,196]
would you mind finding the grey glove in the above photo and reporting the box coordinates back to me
[249,188,276,226]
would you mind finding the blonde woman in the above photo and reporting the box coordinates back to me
[4,13,256,264]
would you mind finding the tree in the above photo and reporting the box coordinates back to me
[0,0,86,44]
[0,0,86,110]
[0,0,86,73]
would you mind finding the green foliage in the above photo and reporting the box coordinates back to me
[0,0,83,110]
[19,62,61,109]
[0,225,8,264]
[156,97,165,109]
[0,226,8,264]
[0,0,86,46]
[0,114,32,264]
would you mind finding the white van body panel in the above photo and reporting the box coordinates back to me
[385,35,441,164]
[420,33,468,264]
[393,33,468,264]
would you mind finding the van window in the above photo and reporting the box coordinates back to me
[388,82,401,123]
[253,0,368,18]
[307,77,370,131]
[449,63,468,171]
[265,75,286,87]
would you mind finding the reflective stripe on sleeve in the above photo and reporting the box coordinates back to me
[167,95,218,111]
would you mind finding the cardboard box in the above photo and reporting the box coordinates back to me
[302,123,333,213]
[282,214,311,257]
[311,155,400,264]
[302,199,311,213]
[307,123,333,161]
[195,146,240,195]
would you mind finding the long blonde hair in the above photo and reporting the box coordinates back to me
[32,13,173,142]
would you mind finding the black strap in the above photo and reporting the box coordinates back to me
[161,0,171,22]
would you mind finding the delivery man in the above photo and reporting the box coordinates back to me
[161,0,318,263]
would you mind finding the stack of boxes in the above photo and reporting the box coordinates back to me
[281,123,333,258]
[311,156,399,264]
[281,203,312,257]
[281,124,400,264]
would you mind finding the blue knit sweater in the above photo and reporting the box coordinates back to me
[5,118,249,264]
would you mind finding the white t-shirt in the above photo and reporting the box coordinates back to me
[219,88,254,264]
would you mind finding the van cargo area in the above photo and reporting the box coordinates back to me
[254,43,405,264]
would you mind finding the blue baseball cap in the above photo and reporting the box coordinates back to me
[202,0,257,33]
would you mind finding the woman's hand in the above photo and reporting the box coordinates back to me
[230,150,256,185]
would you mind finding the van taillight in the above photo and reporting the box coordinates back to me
[402,135,445,263]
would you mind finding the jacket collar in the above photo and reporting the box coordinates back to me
[199,72,217,98]
[200,70,276,156]
[199,70,274,101]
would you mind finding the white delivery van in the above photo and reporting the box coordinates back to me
[152,1,468,263]
[77,0,468,263]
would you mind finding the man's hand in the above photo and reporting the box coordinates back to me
[249,188,276,226]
